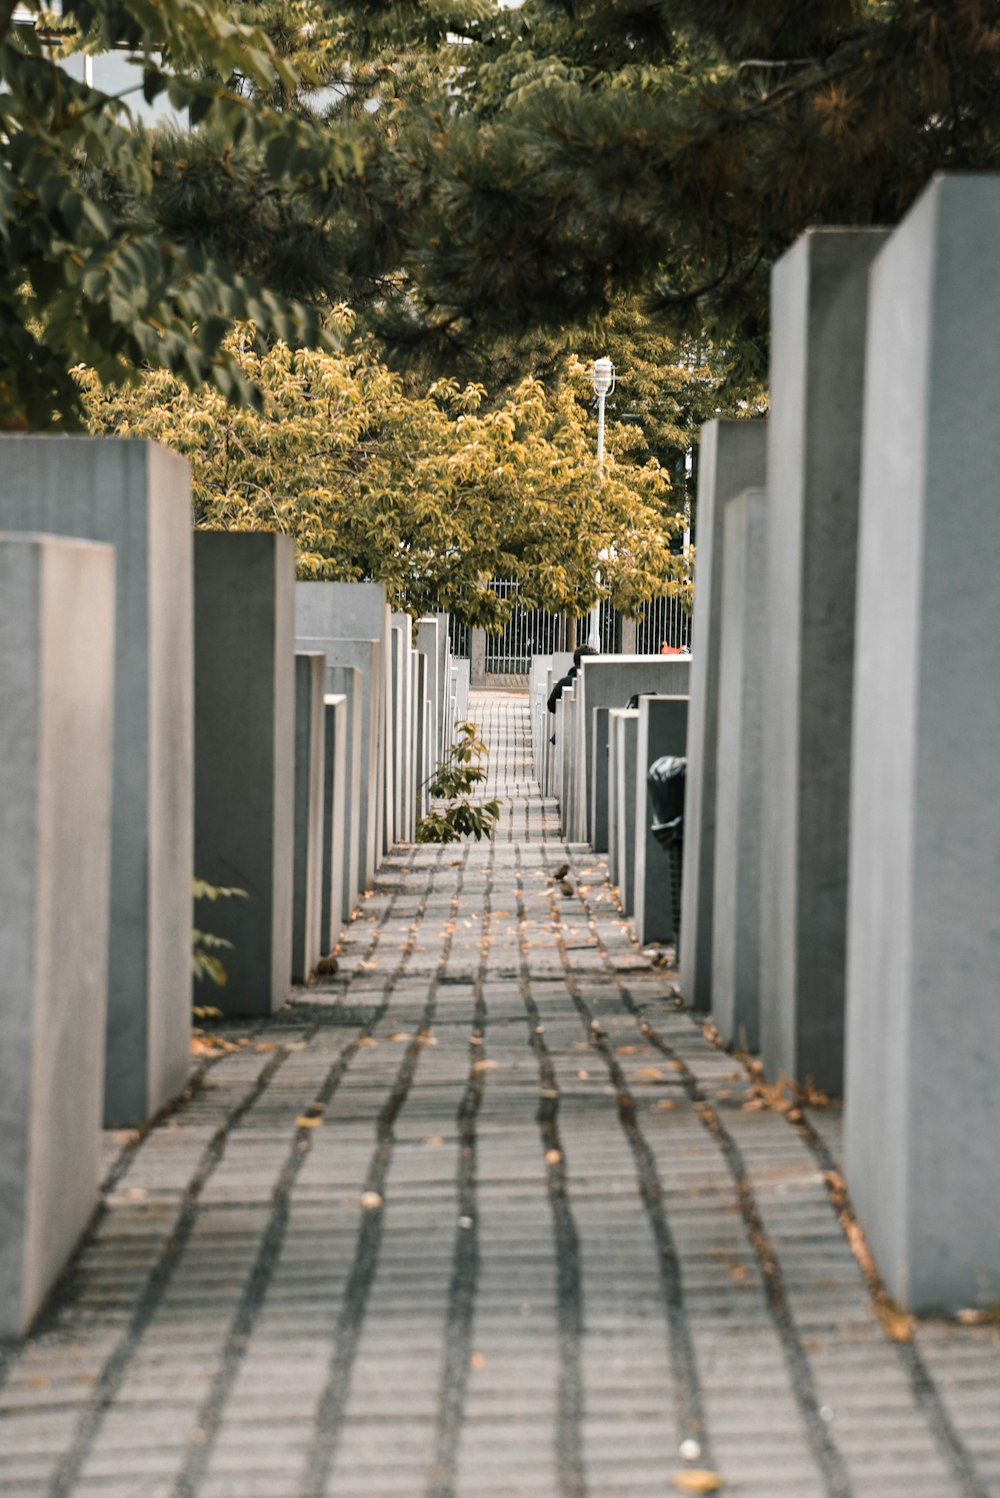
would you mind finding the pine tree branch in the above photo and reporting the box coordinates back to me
[0,0,21,48]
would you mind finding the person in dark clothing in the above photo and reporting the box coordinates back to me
[547,645,598,741]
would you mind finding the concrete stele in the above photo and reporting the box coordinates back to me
[0,436,193,1125]
[591,706,612,854]
[611,709,640,915]
[413,652,428,822]
[292,653,326,982]
[326,666,362,923]
[322,695,348,953]
[0,534,115,1336]
[575,656,691,846]
[845,174,1000,1313]
[417,618,441,776]
[296,582,389,886]
[679,419,768,1013]
[391,614,414,843]
[194,532,295,1017]
[634,696,689,946]
[712,489,769,1052]
[759,226,889,1095]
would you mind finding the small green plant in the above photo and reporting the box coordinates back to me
[416,721,502,844]
[192,877,248,989]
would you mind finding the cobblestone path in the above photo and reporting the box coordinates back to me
[1,691,998,1498]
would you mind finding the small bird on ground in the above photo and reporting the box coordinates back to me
[552,862,570,881]
[313,953,339,977]
[559,879,574,897]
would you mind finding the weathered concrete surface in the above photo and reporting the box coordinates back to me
[0,437,193,1125]
[325,665,362,923]
[634,696,689,946]
[296,582,388,888]
[712,489,769,1053]
[292,654,325,983]
[611,708,640,914]
[759,228,889,1096]
[194,532,296,1018]
[846,176,1000,1314]
[0,535,115,1337]
[574,656,691,846]
[321,694,348,954]
[679,419,768,1014]
[591,706,612,853]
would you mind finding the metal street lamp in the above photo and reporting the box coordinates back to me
[589,357,616,648]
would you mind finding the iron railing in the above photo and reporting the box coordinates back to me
[446,581,692,671]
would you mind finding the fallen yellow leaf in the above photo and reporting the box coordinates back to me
[470,1352,486,1370]
[545,1149,562,1165]
[423,1136,444,1147]
[360,1191,383,1210]
[296,1116,322,1129]
[635,1067,665,1082]
[473,1059,498,1074]
[671,1470,723,1493]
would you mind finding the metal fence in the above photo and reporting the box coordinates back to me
[636,592,693,653]
[447,580,692,674]
[482,580,577,675]
[449,615,470,660]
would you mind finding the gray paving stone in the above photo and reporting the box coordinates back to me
[0,691,995,1495]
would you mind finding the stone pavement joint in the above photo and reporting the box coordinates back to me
[1,690,998,1498]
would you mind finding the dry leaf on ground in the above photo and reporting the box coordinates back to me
[671,1470,723,1493]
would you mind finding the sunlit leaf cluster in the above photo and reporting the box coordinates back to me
[78,319,691,623]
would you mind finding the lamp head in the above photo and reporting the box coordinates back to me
[592,357,615,397]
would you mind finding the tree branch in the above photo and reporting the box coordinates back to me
[0,0,22,49]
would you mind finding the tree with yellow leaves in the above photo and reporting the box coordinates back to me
[79,315,690,625]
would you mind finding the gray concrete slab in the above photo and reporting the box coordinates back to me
[612,708,640,913]
[0,534,115,1337]
[321,694,347,953]
[194,532,296,1018]
[435,613,450,758]
[845,175,1000,1314]
[414,651,429,823]
[574,656,691,846]
[0,437,194,1125]
[417,618,440,776]
[759,226,889,1096]
[296,583,388,886]
[679,419,768,1014]
[712,489,769,1053]
[325,665,362,922]
[634,697,689,946]
[292,654,325,983]
[297,631,380,890]
[391,615,414,844]
[591,707,612,853]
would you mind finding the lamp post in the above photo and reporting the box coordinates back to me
[589,356,616,648]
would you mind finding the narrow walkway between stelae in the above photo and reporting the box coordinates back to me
[1,692,997,1498]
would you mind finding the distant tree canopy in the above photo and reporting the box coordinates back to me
[78,316,693,623]
[10,0,998,431]
[9,0,992,619]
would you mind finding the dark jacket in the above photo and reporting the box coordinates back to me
[547,665,578,714]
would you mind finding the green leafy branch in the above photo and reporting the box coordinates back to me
[415,720,501,844]
[192,876,247,988]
